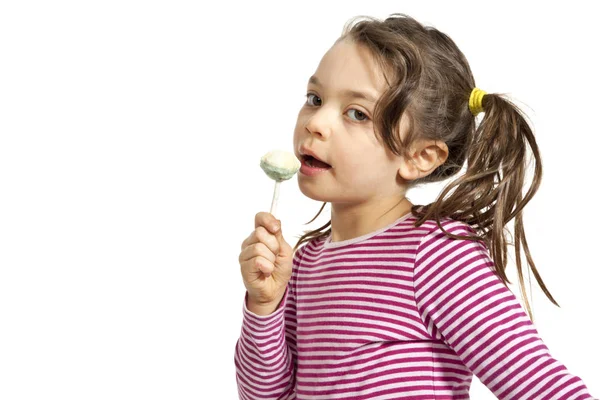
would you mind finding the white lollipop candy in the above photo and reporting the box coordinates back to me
[260,150,301,217]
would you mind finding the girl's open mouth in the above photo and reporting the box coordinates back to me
[303,155,331,169]
[300,156,332,176]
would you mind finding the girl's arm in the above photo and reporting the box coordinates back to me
[414,221,597,400]
[234,249,301,400]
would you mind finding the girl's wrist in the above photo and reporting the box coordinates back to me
[247,293,284,316]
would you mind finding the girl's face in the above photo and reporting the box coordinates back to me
[293,38,406,204]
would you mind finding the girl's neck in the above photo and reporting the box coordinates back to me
[329,196,412,243]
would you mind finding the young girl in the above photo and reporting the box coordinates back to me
[235,13,596,399]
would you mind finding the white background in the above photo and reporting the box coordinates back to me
[1,1,598,399]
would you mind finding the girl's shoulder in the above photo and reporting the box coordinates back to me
[413,212,476,238]
[413,214,488,260]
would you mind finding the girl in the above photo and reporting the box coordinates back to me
[236,13,596,399]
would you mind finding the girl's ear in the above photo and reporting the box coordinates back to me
[397,139,448,181]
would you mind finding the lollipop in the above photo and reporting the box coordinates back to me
[260,150,301,217]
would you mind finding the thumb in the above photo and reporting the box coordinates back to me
[272,220,291,254]
[272,219,284,240]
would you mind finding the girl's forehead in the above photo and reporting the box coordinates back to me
[313,39,387,95]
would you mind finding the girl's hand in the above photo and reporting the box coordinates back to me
[239,212,293,314]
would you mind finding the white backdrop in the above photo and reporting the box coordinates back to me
[1,1,598,399]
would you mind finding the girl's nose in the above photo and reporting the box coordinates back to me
[304,107,333,139]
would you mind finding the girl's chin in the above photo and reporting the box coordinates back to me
[298,184,330,202]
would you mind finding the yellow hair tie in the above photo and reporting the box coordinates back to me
[469,88,487,116]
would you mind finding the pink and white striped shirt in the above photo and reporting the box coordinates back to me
[235,212,596,399]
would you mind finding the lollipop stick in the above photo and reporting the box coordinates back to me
[269,180,281,217]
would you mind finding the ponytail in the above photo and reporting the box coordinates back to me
[411,92,559,323]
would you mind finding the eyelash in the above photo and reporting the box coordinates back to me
[305,93,370,123]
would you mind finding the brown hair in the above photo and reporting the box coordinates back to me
[292,13,558,323]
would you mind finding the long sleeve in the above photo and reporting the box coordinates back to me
[413,221,596,400]
[234,248,301,400]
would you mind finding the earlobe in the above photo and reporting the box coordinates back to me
[397,156,421,182]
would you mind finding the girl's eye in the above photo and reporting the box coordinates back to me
[305,93,321,106]
[306,93,369,121]
[347,109,369,122]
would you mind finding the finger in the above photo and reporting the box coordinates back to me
[240,259,270,281]
[241,232,256,251]
[239,242,276,265]
[240,226,278,254]
[255,211,280,235]
[240,227,262,251]
[255,213,284,253]
[252,255,274,276]
[254,226,280,255]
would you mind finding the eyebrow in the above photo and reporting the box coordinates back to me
[308,75,378,104]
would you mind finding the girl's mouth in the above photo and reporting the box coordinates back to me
[303,155,331,169]
[300,156,332,176]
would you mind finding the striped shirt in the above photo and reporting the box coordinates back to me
[235,212,596,399]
